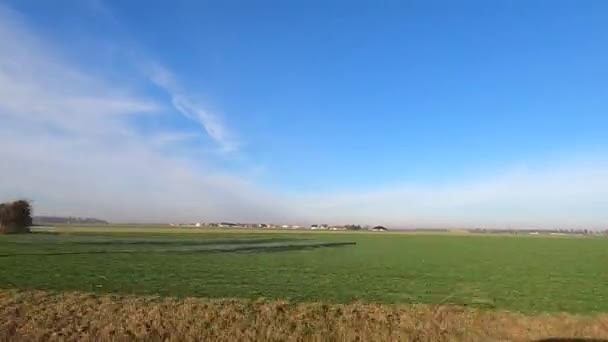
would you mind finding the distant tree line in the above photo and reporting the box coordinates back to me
[0,200,32,234]
[470,228,603,235]
[33,216,108,225]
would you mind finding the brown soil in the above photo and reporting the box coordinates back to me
[1,289,608,341]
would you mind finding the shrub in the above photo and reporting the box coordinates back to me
[0,200,32,234]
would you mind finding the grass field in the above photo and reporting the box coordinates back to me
[2,227,608,315]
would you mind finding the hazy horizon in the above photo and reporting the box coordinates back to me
[1,1,608,229]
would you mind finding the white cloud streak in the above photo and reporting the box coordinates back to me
[146,63,240,153]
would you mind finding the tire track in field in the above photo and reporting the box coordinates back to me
[0,241,356,257]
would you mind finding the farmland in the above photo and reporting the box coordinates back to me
[2,228,608,314]
[3,227,608,341]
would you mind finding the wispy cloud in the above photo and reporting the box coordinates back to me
[0,3,286,223]
[0,5,158,134]
[2,2,607,229]
[146,62,240,153]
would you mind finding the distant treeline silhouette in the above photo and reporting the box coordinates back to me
[470,228,606,235]
[33,216,109,225]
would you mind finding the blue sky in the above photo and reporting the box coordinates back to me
[1,0,607,228]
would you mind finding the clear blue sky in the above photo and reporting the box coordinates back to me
[1,0,607,227]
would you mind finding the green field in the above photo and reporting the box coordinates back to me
[1,228,607,314]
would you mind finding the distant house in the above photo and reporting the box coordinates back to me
[371,226,388,232]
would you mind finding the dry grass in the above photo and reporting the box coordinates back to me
[1,290,608,341]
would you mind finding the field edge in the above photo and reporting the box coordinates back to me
[2,289,608,341]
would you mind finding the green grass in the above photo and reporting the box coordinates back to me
[1,228,608,314]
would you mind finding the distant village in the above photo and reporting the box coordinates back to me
[32,216,608,235]
[168,222,389,231]
[468,228,608,236]
[167,222,608,235]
